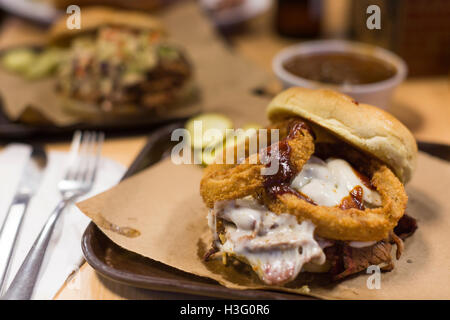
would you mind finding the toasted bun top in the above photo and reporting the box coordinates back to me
[49,6,165,43]
[267,87,417,183]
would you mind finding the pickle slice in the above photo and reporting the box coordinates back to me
[201,125,260,166]
[242,122,262,130]
[25,48,64,79]
[1,48,36,74]
[195,148,217,167]
[185,113,233,149]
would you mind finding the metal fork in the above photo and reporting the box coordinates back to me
[2,131,104,300]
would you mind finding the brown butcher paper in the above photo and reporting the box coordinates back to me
[77,151,450,299]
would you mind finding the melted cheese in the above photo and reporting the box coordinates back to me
[207,158,383,284]
[291,156,382,207]
[210,197,326,285]
[348,240,377,248]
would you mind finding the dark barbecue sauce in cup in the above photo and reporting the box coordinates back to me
[283,52,397,85]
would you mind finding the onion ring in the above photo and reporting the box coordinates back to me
[200,119,408,242]
[260,143,408,241]
[200,119,315,208]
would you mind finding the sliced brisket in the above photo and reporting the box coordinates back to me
[325,214,417,281]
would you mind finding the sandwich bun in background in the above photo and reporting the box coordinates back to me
[266,87,418,183]
[48,6,166,44]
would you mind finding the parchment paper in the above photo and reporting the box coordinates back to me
[77,151,450,300]
[0,1,272,126]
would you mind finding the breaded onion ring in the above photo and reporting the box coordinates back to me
[201,119,408,242]
[261,145,408,241]
[200,119,315,208]
[201,163,264,208]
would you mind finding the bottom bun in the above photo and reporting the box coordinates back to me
[59,81,200,124]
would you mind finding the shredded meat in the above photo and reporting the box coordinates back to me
[390,231,404,259]
[325,214,417,281]
[203,245,219,261]
[394,214,418,239]
[325,241,393,281]
[133,56,191,109]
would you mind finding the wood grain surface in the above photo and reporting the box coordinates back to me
[0,3,448,300]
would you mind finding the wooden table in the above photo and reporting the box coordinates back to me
[0,9,448,300]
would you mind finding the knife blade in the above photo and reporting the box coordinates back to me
[0,145,47,295]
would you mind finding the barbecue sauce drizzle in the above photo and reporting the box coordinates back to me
[263,120,371,211]
[351,168,375,190]
[263,120,316,204]
[338,185,365,210]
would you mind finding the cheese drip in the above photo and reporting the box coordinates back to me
[210,197,326,285]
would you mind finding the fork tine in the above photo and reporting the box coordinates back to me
[83,131,98,183]
[85,132,104,186]
[73,131,92,181]
[64,131,82,180]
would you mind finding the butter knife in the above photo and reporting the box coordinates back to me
[0,145,47,294]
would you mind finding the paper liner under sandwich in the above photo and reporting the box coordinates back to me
[77,152,450,299]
